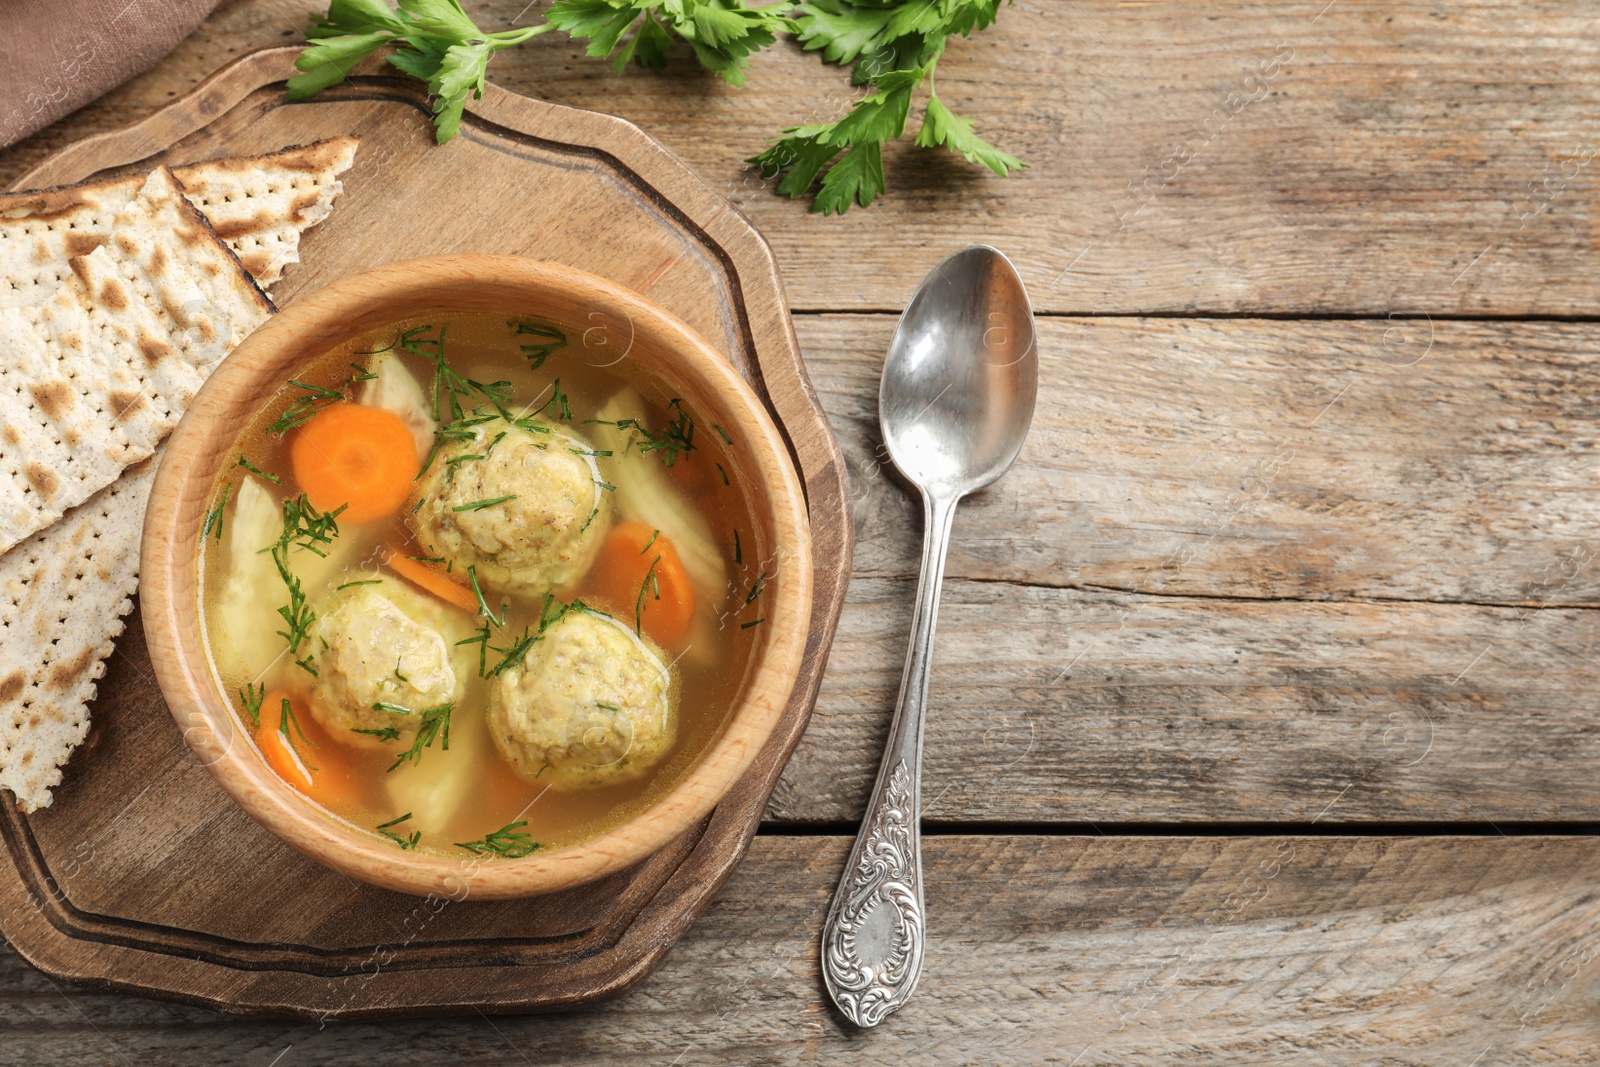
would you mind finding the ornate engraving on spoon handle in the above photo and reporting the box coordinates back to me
[822,492,957,1027]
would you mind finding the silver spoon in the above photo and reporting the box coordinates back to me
[821,246,1038,1027]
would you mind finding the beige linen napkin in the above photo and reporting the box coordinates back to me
[0,0,221,152]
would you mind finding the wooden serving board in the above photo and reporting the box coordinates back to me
[0,47,852,1019]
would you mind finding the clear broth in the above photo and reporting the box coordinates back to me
[199,312,768,856]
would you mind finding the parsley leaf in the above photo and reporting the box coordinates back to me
[751,0,1025,213]
[287,0,549,144]
[544,0,791,85]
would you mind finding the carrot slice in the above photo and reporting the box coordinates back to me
[290,403,419,523]
[581,520,695,649]
[386,549,478,614]
[252,690,360,810]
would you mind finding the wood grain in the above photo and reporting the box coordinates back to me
[5,1,1599,316]
[777,576,1600,825]
[806,314,1600,604]
[3,834,1595,1065]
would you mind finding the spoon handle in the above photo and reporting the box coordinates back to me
[821,490,958,1027]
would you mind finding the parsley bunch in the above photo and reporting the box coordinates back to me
[751,0,1023,214]
[287,0,549,142]
[290,0,1022,211]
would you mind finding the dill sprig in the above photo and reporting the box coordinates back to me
[203,483,232,541]
[453,494,517,512]
[352,333,400,356]
[636,554,662,637]
[457,618,492,677]
[278,697,318,771]
[237,455,281,484]
[530,378,571,422]
[376,812,421,851]
[266,379,343,436]
[387,703,454,772]
[353,725,402,742]
[270,495,345,674]
[240,681,265,729]
[455,820,541,859]
[348,362,378,383]
[588,398,696,468]
[514,321,566,369]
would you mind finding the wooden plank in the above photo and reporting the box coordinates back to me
[775,576,1600,824]
[804,314,1600,604]
[2,835,1595,1064]
[5,1,1599,315]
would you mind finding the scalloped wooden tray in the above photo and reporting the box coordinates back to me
[0,47,851,1020]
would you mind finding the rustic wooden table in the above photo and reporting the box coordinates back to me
[4,1,1597,1062]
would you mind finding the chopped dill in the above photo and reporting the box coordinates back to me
[733,529,742,565]
[393,658,409,683]
[712,423,732,445]
[455,820,541,859]
[271,495,344,674]
[453,494,517,512]
[279,696,317,751]
[203,483,232,541]
[514,321,566,368]
[354,725,402,742]
[579,506,600,533]
[352,334,400,356]
[387,703,453,772]
[240,681,264,729]
[347,362,378,383]
[636,555,662,637]
[745,571,768,605]
[408,554,446,564]
[568,446,613,458]
[716,462,729,486]
[376,812,421,851]
[372,701,413,715]
[336,578,383,591]
[590,398,695,468]
[466,565,506,625]
[411,496,427,514]
[741,618,765,629]
[266,380,343,436]
[595,702,620,712]
[530,378,571,421]
[446,452,486,465]
[237,455,280,484]
[640,528,660,555]
[594,478,617,493]
[485,624,537,678]
[457,618,492,677]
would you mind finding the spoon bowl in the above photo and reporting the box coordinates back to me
[879,245,1038,498]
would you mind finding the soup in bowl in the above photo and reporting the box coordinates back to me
[142,256,812,899]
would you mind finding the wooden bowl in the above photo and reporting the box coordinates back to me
[141,255,813,900]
